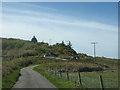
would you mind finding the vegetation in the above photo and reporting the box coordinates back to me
[34,65,84,88]
[34,61,118,88]
[2,56,60,88]
[1,37,119,88]
[2,69,21,88]
[2,38,77,58]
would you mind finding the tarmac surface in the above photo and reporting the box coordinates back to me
[13,65,57,88]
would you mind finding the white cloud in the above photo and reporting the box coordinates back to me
[3,9,117,32]
[2,3,117,32]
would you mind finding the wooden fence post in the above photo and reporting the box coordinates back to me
[75,81,77,87]
[66,71,69,80]
[99,75,104,90]
[54,68,56,76]
[49,67,51,73]
[60,71,62,78]
[78,71,82,85]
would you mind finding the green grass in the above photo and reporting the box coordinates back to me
[0,60,2,89]
[2,68,21,88]
[34,62,118,88]
[34,65,84,88]
[65,71,118,88]
[0,77,1,90]
[67,71,118,88]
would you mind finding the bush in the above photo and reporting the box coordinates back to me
[78,67,103,72]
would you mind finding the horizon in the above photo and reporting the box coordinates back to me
[1,36,118,59]
[1,2,118,59]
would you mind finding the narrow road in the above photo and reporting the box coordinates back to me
[13,65,57,88]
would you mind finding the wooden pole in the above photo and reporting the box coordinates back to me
[78,71,82,85]
[99,75,104,90]
[66,71,69,80]
[59,65,62,78]
[75,81,77,87]
[60,71,62,78]
[91,42,98,58]
[55,68,56,76]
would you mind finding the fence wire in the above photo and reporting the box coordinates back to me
[48,68,118,88]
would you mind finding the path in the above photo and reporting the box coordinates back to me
[13,65,57,88]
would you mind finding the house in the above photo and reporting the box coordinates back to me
[78,53,88,58]
[31,36,38,43]
[43,52,57,58]
[69,56,79,60]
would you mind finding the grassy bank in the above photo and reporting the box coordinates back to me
[33,62,118,88]
[34,65,84,88]
[2,56,61,88]
[2,68,21,88]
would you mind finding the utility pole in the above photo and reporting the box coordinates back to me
[91,42,98,57]
[66,40,70,45]
[49,39,51,46]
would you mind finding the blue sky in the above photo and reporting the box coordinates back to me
[1,2,118,58]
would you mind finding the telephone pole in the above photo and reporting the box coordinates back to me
[49,39,51,46]
[91,42,98,57]
[66,40,70,45]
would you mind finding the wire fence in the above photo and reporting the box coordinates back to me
[48,67,118,88]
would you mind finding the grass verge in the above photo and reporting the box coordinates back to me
[33,65,84,89]
[2,68,21,88]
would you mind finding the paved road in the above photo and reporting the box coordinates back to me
[13,65,57,88]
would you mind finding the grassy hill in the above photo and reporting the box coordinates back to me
[2,37,78,78]
[2,38,77,58]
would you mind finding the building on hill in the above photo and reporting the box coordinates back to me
[78,53,88,58]
[31,36,38,43]
[43,52,57,58]
[70,56,79,60]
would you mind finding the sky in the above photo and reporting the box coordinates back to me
[1,2,118,58]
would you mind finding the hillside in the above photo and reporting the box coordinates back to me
[2,38,77,58]
[2,37,118,70]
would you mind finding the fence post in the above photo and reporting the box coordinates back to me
[75,81,77,87]
[66,71,69,80]
[60,71,62,78]
[51,67,53,74]
[54,68,56,76]
[99,75,104,90]
[78,71,82,85]
[59,65,62,78]
[49,67,51,73]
